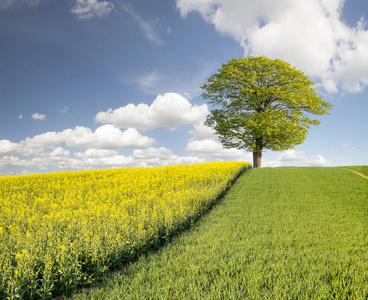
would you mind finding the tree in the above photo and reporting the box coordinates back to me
[201,56,332,168]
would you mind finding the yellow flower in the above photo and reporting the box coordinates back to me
[0,161,251,296]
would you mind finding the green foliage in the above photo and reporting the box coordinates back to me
[72,167,368,299]
[202,56,332,153]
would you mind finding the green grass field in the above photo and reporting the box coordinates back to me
[342,166,368,177]
[72,167,368,299]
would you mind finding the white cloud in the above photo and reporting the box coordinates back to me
[177,0,222,19]
[75,155,135,168]
[74,148,117,159]
[71,0,115,19]
[0,156,31,169]
[96,93,209,130]
[0,0,40,9]
[18,115,23,120]
[133,147,206,167]
[278,149,308,162]
[333,18,368,93]
[0,124,155,161]
[0,146,207,174]
[58,106,69,113]
[342,143,356,153]
[308,155,333,167]
[177,0,368,93]
[186,139,252,162]
[133,70,165,94]
[21,125,155,151]
[261,159,282,168]
[189,122,217,142]
[49,147,70,158]
[186,139,221,153]
[120,3,163,46]
[256,149,335,167]
[185,140,335,167]
[32,113,46,121]
[133,147,173,160]
[0,96,212,174]
[278,149,334,166]
[122,60,216,97]
[65,125,155,149]
[0,140,19,156]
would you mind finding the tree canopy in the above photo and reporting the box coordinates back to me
[201,56,332,168]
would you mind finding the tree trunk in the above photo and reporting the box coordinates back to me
[253,152,262,168]
[253,138,263,168]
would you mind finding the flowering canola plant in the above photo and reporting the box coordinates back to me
[0,161,250,299]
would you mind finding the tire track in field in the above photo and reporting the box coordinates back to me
[342,168,368,179]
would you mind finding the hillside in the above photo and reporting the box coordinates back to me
[73,167,368,299]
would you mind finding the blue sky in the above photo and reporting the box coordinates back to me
[0,0,367,175]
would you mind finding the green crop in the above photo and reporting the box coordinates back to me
[73,167,368,299]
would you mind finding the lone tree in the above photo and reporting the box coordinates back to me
[201,56,332,168]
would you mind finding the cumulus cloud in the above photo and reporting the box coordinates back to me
[186,139,252,162]
[308,155,334,167]
[256,150,335,167]
[0,121,209,174]
[32,113,46,121]
[133,147,206,167]
[65,126,155,149]
[0,156,32,170]
[278,149,308,162]
[96,93,209,130]
[189,122,217,142]
[74,148,117,159]
[0,92,215,174]
[77,155,135,168]
[177,0,368,93]
[49,147,70,158]
[0,140,19,156]
[20,125,155,152]
[278,149,334,166]
[0,124,156,163]
[0,147,206,175]
[71,0,115,19]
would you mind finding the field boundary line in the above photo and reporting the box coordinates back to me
[57,168,250,300]
[342,168,368,179]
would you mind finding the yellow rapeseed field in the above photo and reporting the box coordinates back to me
[0,161,250,299]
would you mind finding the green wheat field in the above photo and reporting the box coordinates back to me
[71,166,368,299]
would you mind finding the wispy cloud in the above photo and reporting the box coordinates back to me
[135,70,165,94]
[342,143,356,153]
[120,2,163,46]
[32,113,46,121]
[58,106,69,113]
[0,0,40,9]
[71,0,115,20]
[122,60,215,97]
